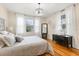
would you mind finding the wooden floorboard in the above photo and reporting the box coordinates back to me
[43,39,79,56]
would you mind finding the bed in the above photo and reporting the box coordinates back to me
[0,36,51,56]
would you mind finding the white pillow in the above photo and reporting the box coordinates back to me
[0,32,16,47]
[3,35,16,47]
[0,31,9,35]
[0,38,5,48]
[0,31,15,36]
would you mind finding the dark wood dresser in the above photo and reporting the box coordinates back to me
[53,34,72,48]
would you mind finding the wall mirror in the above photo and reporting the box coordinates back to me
[41,23,48,39]
[41,23,48,33]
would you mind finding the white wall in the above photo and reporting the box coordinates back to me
[0,5,16,34]
[45,13,57,40]
[7,11,16,34]
[0,5,8,20]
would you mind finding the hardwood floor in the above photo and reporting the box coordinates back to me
[44,39,79,56]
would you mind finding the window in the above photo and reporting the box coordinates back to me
[26,19,34,32]
[16,14,40,34]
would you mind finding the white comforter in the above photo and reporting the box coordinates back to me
[17,36,47,46]
[0,36,49,56]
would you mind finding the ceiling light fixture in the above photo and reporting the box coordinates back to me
[35,3,44,16]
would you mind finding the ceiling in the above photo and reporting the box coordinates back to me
[1,3,73,17]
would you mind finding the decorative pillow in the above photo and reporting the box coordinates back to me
[3,35,16,47]
[0,34,6,48]
[0,38,5,48]
[0,31,9,35]
[0,31,15,36]
[15,35,24,42]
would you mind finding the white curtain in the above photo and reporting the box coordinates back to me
[34,19,40,33]
[16,14,25,34]
[55,12,63,35]
[65,5,78,48]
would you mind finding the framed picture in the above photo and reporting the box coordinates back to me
[0,18,5,31]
